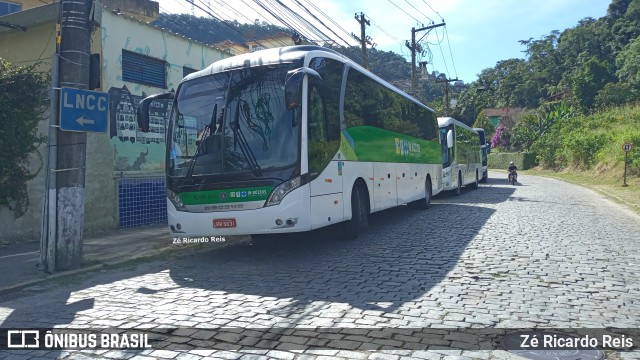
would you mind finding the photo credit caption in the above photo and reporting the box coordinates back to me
[519,333,634,349]
[172,236,226,244]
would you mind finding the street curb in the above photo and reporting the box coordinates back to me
[0,264,106,294]
[521,171,640,213]
[0,236,250,295]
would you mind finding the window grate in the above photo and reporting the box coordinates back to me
[122,50,166,88]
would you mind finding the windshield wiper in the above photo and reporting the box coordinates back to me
[185,103,218,179]
[231,101,262,177]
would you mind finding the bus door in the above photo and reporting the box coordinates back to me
[307,83,343,228]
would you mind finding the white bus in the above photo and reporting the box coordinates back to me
[473,127,490,182]
[438,117,482,195]
[137,46,443,239]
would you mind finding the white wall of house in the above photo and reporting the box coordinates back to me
[0,3,227,242]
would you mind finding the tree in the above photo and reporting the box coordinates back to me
[616,35,640,87]
[571,55,616,109]
[0,60,49,217]
[472,110,495,139]
[595,82,638,107]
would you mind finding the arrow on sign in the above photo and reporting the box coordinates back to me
[76,116,95,126]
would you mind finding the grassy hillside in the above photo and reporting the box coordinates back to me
[525,104,640,213]
[535,104,640,175]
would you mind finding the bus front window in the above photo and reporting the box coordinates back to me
[168,63,302,179]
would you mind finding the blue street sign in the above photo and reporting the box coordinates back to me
[59,87,109,133]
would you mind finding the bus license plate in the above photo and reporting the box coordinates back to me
[213,218,236,228]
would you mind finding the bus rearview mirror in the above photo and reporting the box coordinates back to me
[284,67,322,110]
[446,129,454,149]
[137,92,175,132]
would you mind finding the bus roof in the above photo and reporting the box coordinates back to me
[183,45,342,82]
[437,117,478,133]
[182,45,435,114]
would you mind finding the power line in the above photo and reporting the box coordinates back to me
[300,0,354,43]
[421,0,444,21]
[403,0,434,24]
[289,0,354,46]
[444,26,458,79]
[387,0,421,24]
[434,27,450,78]
[270,0,330,42]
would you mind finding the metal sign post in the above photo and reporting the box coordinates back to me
[623,143,633,187]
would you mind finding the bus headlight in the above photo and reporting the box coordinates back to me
[166,188,186,211]
[266,176,302,207]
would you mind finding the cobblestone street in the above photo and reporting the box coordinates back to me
[1,173,639,359]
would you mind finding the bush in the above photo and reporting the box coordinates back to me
[0,60,49,218]
[563,130,610,168]
[488,152,537,170]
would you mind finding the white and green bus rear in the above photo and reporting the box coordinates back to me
[137,45,442,239]
[438,117,482,195]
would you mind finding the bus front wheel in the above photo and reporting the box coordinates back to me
[343,184,368,239]
[413,178,432,210]
[470,170,479,190]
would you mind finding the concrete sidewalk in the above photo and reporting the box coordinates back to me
[0,224,196,293]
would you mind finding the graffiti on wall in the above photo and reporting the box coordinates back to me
[108,86,171,172]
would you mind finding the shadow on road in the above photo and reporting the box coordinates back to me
[0,177,516,356]
[167,183,515,315]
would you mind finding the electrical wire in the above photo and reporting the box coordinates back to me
[403,0,434,24]
[444,26,458,79]
[387,0,421,24]
[289,0,354,46]
[421,0,444,21]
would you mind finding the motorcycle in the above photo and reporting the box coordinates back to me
[508,169,518,185]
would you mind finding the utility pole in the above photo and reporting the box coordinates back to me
[51,0,93,271]
[406,22,445,95]
[352,12,372,68]
[436,76,459,116]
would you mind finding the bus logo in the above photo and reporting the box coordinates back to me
[220,193,227,200]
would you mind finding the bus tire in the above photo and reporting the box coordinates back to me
[414,178,432,210]
[455,172,462,196]
[470,170,479,189]
[343,184,368,239]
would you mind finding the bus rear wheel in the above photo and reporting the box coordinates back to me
[343,184,368,239]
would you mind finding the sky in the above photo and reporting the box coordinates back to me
[156,0,612,83]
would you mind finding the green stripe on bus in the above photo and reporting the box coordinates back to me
[341,126,441,163]
[180,186,273,205]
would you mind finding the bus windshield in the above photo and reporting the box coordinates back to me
[167,63,301,178]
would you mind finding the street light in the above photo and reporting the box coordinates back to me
[472,84,487,123]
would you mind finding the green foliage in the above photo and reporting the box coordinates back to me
[0,59,49,218]
[615,35,640,87]
[487,152,537,170]
[510,114,538,151]
[472,110,495,138]
[563,129,610,168]
[571,56,616,109]
[619,128,640,175]
[531,103,640,173]
[595,82,638,107]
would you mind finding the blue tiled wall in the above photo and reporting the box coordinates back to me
[118,177,167,228]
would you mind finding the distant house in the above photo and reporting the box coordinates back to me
[215,32,300,55]
[483,108,526,127]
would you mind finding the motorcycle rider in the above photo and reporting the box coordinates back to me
[508,161,518,181]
